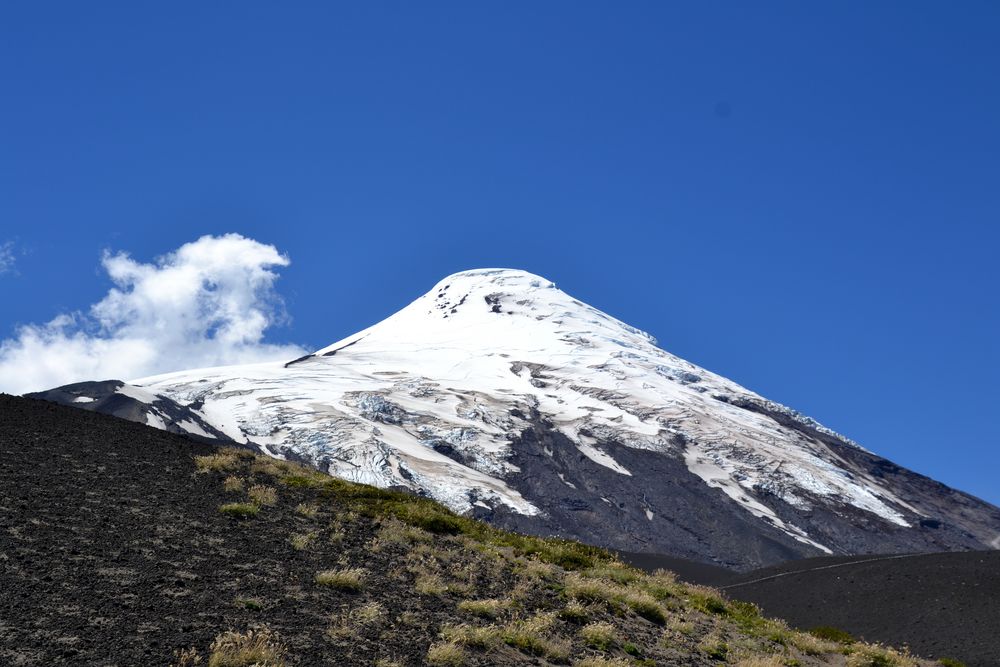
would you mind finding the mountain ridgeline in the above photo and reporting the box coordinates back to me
[31,269,1000,570]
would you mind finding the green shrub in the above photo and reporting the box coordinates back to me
[235,597,263,610]
[219,503,259,518]
[809,625,855,644]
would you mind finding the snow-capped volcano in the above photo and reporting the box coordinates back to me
[32,268,1000,569]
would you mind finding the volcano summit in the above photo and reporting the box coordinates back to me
[34,269,1000,569]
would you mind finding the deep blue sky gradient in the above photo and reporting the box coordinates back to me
[2,2,998,504]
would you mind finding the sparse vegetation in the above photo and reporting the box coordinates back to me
[185,443,953,666]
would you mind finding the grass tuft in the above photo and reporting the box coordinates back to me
[425,642,466,666]
[294,503,319,518]
[195,452,241,473]
[289,531,317,550]
[207,627,285,667]
[579,621,616,650]
[247,484,277,507]
[222,476,244,492]
[457,598,509,619]
[170,647,203,667]
[558,600,590,623]
[573,658,632,667]
[314,568,365,591]
[624,589,666,625]
[414,572,448,596]
[502,612,570,660]
[440,623,504,650]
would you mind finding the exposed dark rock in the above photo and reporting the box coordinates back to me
[27,380,232,444]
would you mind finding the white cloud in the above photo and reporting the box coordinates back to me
[0,241,15,275]
[0,234,309,395]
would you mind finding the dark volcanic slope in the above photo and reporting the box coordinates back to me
[717,552,1000,667]
[0,396,487,666]
[7,394,906,667]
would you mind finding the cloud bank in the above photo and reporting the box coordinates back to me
[0,234,309,395]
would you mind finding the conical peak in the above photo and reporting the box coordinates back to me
[417,268,603,328]
[313,267,657,358]
[428,268,557,295]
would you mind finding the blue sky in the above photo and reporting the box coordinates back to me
[1,2,998,505]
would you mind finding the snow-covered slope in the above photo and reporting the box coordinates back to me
[34,269,1000,568]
